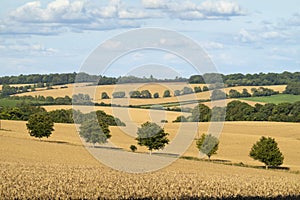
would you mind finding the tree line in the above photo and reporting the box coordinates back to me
[189,71,300,86]
[174,100,300,123]
[1,71,299,86]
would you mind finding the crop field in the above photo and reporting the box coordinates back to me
[240,94,300,104]
[1,120,300,199]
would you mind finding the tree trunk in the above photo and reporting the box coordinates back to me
[149,150,152,156]
[266,165,268,170]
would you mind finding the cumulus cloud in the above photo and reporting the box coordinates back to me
[0,0,246,35]
[142,0,245,20]
[0,0,149,35]
[0,41,58,56]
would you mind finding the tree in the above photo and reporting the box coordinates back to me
[130,145,137,152]
[194,86,202,93]
[182,86,194,95]
[140,90,152,98]
[191,104,211,122]
[153,92,159,98]
[211,89,227,100]
[174,90,181,96]
[79,118,111,146]
[196,134,219,160]
[284,82,300,95]
[203,86,209,92]
[101,92,110,99]
[136,122,169,154]
[26,113,54,140]
[163,90,171,98]
[249,136,284,169]
[112,91,125,98]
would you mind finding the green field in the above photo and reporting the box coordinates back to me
[241,94,300,104]
[0,98,44,107]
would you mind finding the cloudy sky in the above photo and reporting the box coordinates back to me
[0,0,299,77]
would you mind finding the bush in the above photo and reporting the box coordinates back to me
[130,145,137,152]
[101,92,110,99]
[153,92,159,98]
[112,91,126,98]
[163,90,171,98]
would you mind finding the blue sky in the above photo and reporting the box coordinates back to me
[0,0,299,78]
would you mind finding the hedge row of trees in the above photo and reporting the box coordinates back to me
[174,100,300,123]
[228,87,279,99]
[101,86,210,99]
[0,102,125,126]
[189,71,300,86]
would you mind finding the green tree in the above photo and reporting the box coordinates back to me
[101,92,110,99]
[191,104,211,122]
[112,91,125,98]
[249,136,284,169]
[163,90,171,98]
[79,118,111,146]
[26,113,54,140]
[196,134,219,160]
[194,86,202,93]
[153,92,159,98]
[174,90,181,96]
[136,122,169,154]
[211,89,227,100]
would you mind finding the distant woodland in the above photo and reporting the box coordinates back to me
[0,71,299,86]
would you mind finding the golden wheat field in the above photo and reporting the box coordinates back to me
[1,120,300,199]
[14,83,286,106]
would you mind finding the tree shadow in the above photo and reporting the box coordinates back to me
[92,145,123,151]
[152,152,180,157]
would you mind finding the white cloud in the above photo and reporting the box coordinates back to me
[202,41,224,50]
[261,31,284,39]
[237,28,256,43]
[142,0,245,20]
[0,41,58,56]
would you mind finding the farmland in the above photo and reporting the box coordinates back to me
[240,94,300,104]
[14,83,287,106]
[1,120,300,199]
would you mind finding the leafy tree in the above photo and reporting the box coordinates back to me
[101,92,110,99]
[79,118,111,146]
[188,75,205,84]
[174,90,181,96]
[112,91,125,98]
[26,113,54,140]
[203,86,209,92]
[140,90,152,98]
[228,89,241,98]
[182,86,194,95]
[284,82,300,95]
[196,134,219,160]
[194,86,202,93]
[241,88,251,97]
[163,90,171,98]
[249,136,284,169]
[226,101,255,121]
[130,145,137,152]
[129,90,141,98]
[211,89,227,100]
[191,104,211,122]
[136,122,169,154]
[153,92,159,98]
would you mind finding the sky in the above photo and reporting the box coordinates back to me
[0,0,299,78]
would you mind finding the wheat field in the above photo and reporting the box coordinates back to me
[14,83,286,106]
[1,120,300,199]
